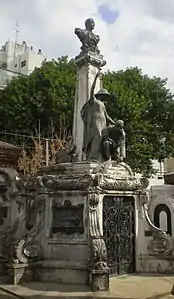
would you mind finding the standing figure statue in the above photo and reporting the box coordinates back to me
[101,120,126,162]
[75,18,100,54]
[81,70,115,162]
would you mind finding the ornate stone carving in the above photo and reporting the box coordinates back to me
[90,238,108,270]
[75,52,106,68]
[55,138,79,164]
[90,237,109,291]
[0,186,26,260]
[91,161,143,191]
[19,161,145,193]
[91,274,109,291]
[141,190,174,256]
[148,231,174,256]
[98,178,142,191]
[13,217,43,264]
[88,189,101,237]
[0,192,44,263]
[36,174,92,191]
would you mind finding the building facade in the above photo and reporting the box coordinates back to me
[0,39,45,88]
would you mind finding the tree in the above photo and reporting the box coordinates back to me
[102,67,174,175]
[0,59,173,175]
[0,56,76,138]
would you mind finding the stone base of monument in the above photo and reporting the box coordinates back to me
[7,263,34,285]
[90,269,109,291]
[1,161,145,291]
[34,260,89,285]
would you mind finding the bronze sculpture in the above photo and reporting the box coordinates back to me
[81,70,115,161]
[101,120,126,162]
[75,18,100,54]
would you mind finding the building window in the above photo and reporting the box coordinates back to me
[15,64,17,68]
[154,204,172,235]
[21,60,26,68]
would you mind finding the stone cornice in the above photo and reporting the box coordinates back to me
[75,51,106,68]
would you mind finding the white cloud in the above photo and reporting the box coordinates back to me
[1,0,174,90]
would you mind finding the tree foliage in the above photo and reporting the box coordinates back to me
[0,58,174,175]
[0,56,76,137]
[102,67,174,175]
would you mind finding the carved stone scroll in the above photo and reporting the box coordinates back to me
[141,190,174,256]
[88,189,101,237]
[0,191,44,264]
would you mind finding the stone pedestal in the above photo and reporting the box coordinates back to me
[90,269,109,291]
[73,52,106,160]
[1,161,146,291]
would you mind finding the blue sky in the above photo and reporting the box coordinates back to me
[1,0,174,90]
[98,4,119,24]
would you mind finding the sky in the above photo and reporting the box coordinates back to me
[1,0,174,90]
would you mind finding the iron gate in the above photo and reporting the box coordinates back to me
[103,196,135,275]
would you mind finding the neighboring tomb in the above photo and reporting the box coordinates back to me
[136,177,174,274]
[0,141,21,282]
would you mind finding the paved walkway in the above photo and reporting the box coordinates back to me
[0,274,174,299]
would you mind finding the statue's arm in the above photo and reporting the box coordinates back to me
[105,110,115,125]
[75,28,84,41]
[75,28,81,35]
[89,69,101,100]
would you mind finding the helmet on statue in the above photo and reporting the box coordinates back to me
[95,89,111,98]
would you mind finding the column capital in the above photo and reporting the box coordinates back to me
[75,51,106,68]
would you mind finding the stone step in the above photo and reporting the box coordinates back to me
[0,275,10,284]
[34,260,89,285]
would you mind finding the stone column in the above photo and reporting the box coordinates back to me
[73,52,106,160]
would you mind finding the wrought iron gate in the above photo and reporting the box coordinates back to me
[103,196,135,275]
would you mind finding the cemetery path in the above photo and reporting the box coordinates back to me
[0,274,174,299]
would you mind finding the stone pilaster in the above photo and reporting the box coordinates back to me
[73,52,106,160]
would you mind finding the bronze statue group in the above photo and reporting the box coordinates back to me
[81,70,126,163]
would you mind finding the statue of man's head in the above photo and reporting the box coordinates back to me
[85,18,95,31]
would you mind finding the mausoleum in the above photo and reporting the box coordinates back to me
[0,18,173,293]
